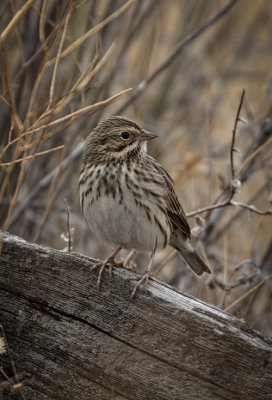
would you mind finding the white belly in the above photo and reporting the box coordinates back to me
[85,194,169,251]
[80,164,171,252]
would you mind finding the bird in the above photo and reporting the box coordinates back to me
[79,116,210,298]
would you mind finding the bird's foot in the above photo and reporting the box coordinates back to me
[90,247,122,290]
[126,248,156,299]
[126,268,153,299]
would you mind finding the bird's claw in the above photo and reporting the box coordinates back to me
[127,269,153,299]
[90,253,123,290]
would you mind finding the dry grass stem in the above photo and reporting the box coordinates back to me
[45,0,136,68]
[0,0,36,42]
[224,274,272,313]
[0,145,64,167]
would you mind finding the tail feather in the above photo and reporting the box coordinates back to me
[170,232,211,276]
[180,247,211,276]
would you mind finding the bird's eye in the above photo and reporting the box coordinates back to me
[121,131,130,140]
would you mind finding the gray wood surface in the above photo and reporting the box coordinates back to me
[0,231,271,400]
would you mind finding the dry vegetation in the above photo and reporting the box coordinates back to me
[1,0,272,349]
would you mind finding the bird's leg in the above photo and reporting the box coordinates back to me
[91,246,122,290]
[123,250,136,269]
[128,248,156,299]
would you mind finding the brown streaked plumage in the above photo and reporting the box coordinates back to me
[79,116,210,298]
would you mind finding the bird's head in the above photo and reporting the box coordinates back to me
[83,116,158,164]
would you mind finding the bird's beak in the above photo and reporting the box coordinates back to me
[138,129,158,141]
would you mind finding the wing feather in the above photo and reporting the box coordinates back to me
[147,156,191,239]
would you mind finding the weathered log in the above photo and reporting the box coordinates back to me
[0,232,271,399]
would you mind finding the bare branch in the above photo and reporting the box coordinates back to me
[187,196,272,218]
[187,89,271,220]
[187,196,233,218]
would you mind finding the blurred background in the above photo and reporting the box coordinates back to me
[0,0,271,335]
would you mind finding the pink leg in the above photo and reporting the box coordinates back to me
[91,247,122,290]
[128,249,156,299]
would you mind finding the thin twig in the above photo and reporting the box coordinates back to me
[229,200,272,216]
[230,89,245,179]
[187,196,232,218]
[187,197,271,218]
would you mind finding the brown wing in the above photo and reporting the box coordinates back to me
[149,157,191,239]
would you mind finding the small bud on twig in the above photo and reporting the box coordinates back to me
[230,178,241,192]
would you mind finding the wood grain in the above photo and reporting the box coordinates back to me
[0,232,271,399]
